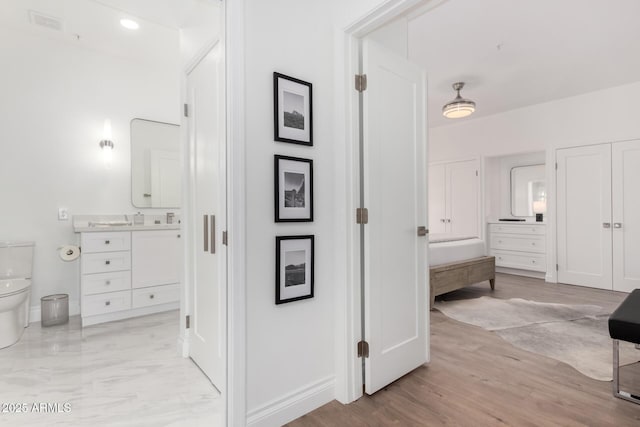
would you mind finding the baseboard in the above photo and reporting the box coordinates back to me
[177,333,190,358]
[29,300,80,324]
[496,267,546,279]
[247,376,335,427]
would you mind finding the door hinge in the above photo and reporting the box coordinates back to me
[476,170,479,176]
[555,162,558,170]
[356,207,369,224]
[556,264,559,271]
[357,340,369,358]
[355,74,367,92]
[183,103,189,117]
[185,315,191,329]
[222,231,228,246]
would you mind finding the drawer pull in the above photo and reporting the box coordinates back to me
[105,280,111,285]
[105,301,111,306]
[105,260,111,265]
[532,242,536,246]
[149,294,155,300]
[105,240,110,245]
[532,260,536,264]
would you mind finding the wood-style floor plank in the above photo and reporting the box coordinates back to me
[287,273,640,426]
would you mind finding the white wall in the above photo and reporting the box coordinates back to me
[0,25,179,318]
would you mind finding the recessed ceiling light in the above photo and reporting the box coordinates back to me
[120,19,139,30]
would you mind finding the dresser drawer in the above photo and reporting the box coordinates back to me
[81,251,131,274]
[82,290,131,316]
[489,224,545,235]
[132,283,179,308]
[82,271,131,296]
[491,233,545,253]
[81,232,131,253]
[491,250,546,272]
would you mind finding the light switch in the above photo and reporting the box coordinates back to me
[58,207,69,221]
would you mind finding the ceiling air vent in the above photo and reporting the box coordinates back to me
[29,10,64,32]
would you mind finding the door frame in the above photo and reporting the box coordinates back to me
[333,0,444,404]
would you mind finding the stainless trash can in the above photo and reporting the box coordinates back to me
[41,294,69,327]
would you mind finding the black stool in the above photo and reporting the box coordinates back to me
[608,289,640,404]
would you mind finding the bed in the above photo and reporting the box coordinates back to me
[429,234,495,308]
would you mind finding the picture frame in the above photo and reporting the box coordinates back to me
[273,72,313,146]
[274,155,313,222]
[276,235,315,304]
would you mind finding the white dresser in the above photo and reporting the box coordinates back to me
[79,229,181,326]
[489,222,546,277]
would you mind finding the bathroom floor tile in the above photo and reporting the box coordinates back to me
[0,310,221,427]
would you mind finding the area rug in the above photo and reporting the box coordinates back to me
[434,297,640,381]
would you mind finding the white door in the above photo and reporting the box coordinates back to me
[428,164,447,234]
[556,144,612,289]
[186,42,226,390]
[612,139,640,292]
[362,39,428,395]
[151,150,181,207]
[447,160,479,237]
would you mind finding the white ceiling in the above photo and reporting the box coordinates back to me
[408,0,640,127]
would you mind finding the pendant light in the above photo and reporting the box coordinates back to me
[442,82,475,119]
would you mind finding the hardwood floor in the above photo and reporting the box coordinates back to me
[287,273,640,426]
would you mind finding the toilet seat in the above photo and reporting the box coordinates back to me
[0,279,31,298]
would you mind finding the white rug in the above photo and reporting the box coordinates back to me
[434,297,640,381]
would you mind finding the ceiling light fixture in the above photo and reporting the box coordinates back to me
[120,18,139,30]
[442,82,476,119]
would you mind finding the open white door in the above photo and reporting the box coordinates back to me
[186,42,226,391]
[361,39,428,395]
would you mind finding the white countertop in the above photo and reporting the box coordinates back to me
[73,214,181,232]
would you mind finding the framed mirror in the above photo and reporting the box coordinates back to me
[131,119,181,208]
[511,164,546,216]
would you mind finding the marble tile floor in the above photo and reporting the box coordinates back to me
[0,310,222,427]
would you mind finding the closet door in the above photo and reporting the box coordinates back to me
[428,164,447,234]
[612,140,640,292]
[556,144,612,289]
[447,160,479,237]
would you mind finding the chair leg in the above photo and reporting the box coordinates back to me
[612,339,640,405]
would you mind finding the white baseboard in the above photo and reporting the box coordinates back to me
[29,300,80,324]
[496,267,546,279]
[247,376,335,427]
[177,333,190,358]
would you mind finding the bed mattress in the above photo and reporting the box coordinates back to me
[429,235,486,266]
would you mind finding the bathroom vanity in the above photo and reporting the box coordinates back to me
[74,217,181,327]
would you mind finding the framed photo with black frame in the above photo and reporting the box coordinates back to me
[274,155,313,222]
[273,72,313,146]
[275,235,314,304]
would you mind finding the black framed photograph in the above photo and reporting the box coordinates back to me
[274,155,313,222]
[273,72,313,146]
[276,235,314,304]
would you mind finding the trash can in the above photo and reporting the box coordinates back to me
[41,294,69,327]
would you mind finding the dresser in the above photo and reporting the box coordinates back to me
[489,222,546,277]
[79,229,181,327]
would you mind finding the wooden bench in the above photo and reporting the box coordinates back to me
[608,289,640,404]
[429,256,495,309]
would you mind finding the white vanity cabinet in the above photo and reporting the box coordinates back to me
[489,222,546,277]
[79,229,180,327]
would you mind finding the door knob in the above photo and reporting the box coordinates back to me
[603,223,611,229]
[417,226,428,236]
[614,223,623,229]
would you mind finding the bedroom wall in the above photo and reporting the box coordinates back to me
[0,21,179,319]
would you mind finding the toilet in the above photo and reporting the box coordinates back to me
[0,241,34,349]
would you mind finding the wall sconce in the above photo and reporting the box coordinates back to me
[533,199,547,222]
[99,119,114,168]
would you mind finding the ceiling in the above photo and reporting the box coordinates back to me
[408,0,640,127]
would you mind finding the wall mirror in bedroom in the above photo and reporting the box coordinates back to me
[131,118,181,208]
[510,164,546,216]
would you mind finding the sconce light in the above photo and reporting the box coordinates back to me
[99,119,114,168]
[533,199,547,222]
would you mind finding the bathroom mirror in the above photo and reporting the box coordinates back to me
[131,118,181,208]
[511,164,546,216]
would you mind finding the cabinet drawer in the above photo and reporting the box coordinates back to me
[82,290,131,316]
[81,232,131,253]
[82,271,131,296]
[81,251,131,274]
[132,283,180,308]
[491,234,545,253]
[489,224,545,235]
[492,250,546,272]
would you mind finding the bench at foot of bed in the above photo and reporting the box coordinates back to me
[429,256,495,309]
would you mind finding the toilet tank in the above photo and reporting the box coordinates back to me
[0,241,34,279]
